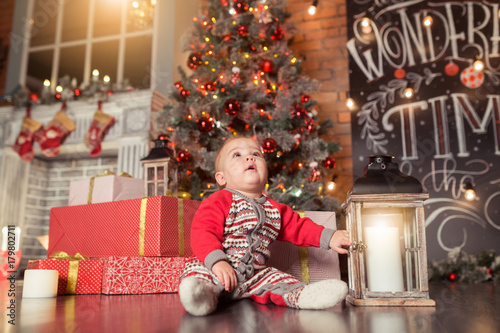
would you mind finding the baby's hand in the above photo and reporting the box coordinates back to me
[329,230,351,254]
[212,261,237,292]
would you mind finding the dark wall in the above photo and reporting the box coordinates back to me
[347,0,500,260]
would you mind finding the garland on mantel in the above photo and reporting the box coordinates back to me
[428,247,500,283]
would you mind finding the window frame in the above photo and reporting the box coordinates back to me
[19,0,159,92]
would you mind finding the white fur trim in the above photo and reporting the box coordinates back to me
[297,279,348,309]
[179,277,218,316]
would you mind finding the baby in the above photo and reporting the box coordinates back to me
[179,136,351,316]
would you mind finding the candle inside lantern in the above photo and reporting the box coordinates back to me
[22,270,59,298]
[362,210,405,292]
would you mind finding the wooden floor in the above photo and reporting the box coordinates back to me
[2,280,499,333]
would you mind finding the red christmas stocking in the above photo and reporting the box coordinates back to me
[84,104,115,157]
[12,107,42,162]
[34,103,76,158]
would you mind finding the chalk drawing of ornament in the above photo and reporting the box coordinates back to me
[460,66,484,89]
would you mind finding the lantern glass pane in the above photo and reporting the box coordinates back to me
[157,183,164,196]
[157,167,165,181]
[147,167,155,181]
[361,207,405,293]
[147,183,156,197]
[402,208,419,291]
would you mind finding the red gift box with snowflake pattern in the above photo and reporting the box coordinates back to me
[48,196,201,258]
[101,256,186,294]
[27,259,103,295]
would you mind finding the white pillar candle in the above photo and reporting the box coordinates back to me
[22,270,59,298]
[363,212,404,292]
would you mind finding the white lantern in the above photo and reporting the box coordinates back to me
[140,139,178,197]
[343,155,435,306]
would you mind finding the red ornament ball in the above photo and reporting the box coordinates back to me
[224,99,240,116]
[205,82,217,91]
[187,52,203,70]
[174,81,183,90]
[301,95,311,103]
[197,116,213,133]
[262,138,277,153]
[180,88,190,99]
[233,0,248,14]
[306,119,315,132]
[292,106,307,118]
[157,134,169,141]
[271,25,283,40]
[262,60,274,73]
[394,68,406,79]
[445,61,459,76]
[237,25,249,37]
[176,150,190,162]
[323,157,336,169]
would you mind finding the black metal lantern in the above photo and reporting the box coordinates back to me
[343,155,435,306]
[140,139,178,197]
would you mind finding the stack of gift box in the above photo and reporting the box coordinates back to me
[26,172,340,296]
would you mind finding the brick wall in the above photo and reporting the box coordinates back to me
[19,156,118,275]
[0,0,15,105]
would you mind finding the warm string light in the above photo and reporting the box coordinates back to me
[346,92,355,110]
[473,59,484,71]
[308,0,318,16]
[464,182,476,201]
[404,84,414,99]
[423,15,433,27]
[361,17,372,33]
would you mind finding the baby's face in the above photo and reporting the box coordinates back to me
[215,138,268,198]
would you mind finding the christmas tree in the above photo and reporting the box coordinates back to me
[155,0,341,211]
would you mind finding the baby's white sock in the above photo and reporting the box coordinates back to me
[179,276,219,316]
[296,279,348,309]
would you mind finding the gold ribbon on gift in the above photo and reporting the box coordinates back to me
[139,198,148,256]
[87,171,133,204]
[138,197,185,257]
[178,198,185,257]
[297,210,310,283]
[49,251,89,294]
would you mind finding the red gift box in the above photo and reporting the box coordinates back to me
[27,259,103,295]
[267,211,341,282]
[101,256,185,294]
[48,196,201,258]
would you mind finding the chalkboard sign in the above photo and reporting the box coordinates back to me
[347,0,500,259]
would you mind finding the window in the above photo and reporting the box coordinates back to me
[23,0,156,94]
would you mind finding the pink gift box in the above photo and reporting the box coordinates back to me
[68,175,144,206]
[267,211,340,282]
[101,256,185,294]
